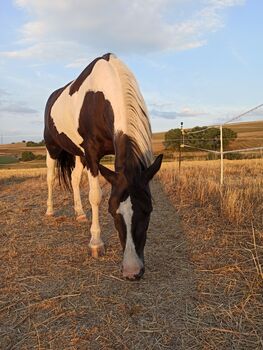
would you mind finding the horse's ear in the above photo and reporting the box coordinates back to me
[99,164,118,185]
[143,154,163,183]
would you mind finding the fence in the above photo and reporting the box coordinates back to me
[172,104,263,185]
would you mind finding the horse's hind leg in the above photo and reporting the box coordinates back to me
[71,156,87,222]
[46,150,56,216]
[87,170,105,257]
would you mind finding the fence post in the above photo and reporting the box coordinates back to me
[179,121,183,173]
[220,124,224,185]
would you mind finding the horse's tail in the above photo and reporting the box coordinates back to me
[56,150,75,190]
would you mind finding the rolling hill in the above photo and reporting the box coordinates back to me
[151,120,263,153]
[0,120,262,168]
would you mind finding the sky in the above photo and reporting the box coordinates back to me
[0,0,263,142]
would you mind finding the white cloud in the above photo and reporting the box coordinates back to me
[0,90,42,141]
[1,0,245,63]
[0,89,38,117]
[150,105,210,120]
[148,100,263,128]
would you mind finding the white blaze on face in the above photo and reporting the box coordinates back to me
[116,197,143,278]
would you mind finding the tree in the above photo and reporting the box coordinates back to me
[21,151,36,161]
[26,139,45,147]
[221,128,238,149]
[186,127,237,151]
[164,126,237,152]
[163,128,182,151]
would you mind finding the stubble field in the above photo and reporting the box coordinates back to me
[159,159,263,349]
[0,168,195,349]
[0,158,262,349]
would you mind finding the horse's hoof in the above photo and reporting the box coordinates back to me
[88,243,105,258]
[45,212,54,217]
[76,214,88,222]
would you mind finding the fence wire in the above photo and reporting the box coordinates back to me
[178,103,263,156]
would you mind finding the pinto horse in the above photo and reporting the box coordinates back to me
[44,53,163,280]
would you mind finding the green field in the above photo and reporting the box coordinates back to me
[0,155,19,165]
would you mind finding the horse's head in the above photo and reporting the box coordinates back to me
[99,154,163,280]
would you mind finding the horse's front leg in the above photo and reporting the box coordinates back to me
[87,170,105,257]
[71,156,87,222]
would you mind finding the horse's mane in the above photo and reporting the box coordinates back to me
[109,55,153,168]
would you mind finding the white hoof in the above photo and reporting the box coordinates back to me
[88,242,105,258]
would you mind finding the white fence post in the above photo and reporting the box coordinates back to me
[220,124,224,186]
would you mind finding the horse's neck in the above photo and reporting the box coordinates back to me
[114,132,142,176]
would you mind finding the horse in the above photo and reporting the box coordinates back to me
[44,53,163,280]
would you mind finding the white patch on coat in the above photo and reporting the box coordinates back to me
[51,57,125,154]
[117,197,143,276]
[50,54,153,165]
[50,83,85,153]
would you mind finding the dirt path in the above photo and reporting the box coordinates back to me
[0,174,197,349]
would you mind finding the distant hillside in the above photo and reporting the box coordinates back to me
[152,132,166,153]
[151,120,263,153]
[0,143,46,157]
[226,121,263,150]
[0,120,262,167]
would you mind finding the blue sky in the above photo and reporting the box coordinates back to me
[0,0,263,142]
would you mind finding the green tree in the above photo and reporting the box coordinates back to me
[21,151,36,161]
[186,127,237,151]
[164,126,237,152]
[26,139,45,147]
[163,128,182,151]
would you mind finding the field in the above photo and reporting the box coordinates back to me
[0,120,263,169]
[0,143,46,169]
[227,121,263,150]
[159,159,263,349]
[0,168,194,349]
[151,120,263,155]
[0,158,262,349]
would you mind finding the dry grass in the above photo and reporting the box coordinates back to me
[161,159,263,225]
[1,159,262,349]
[228,120,263,150]
[159,159,263,349]
[0,168,197,349]
[0,167,46,180]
